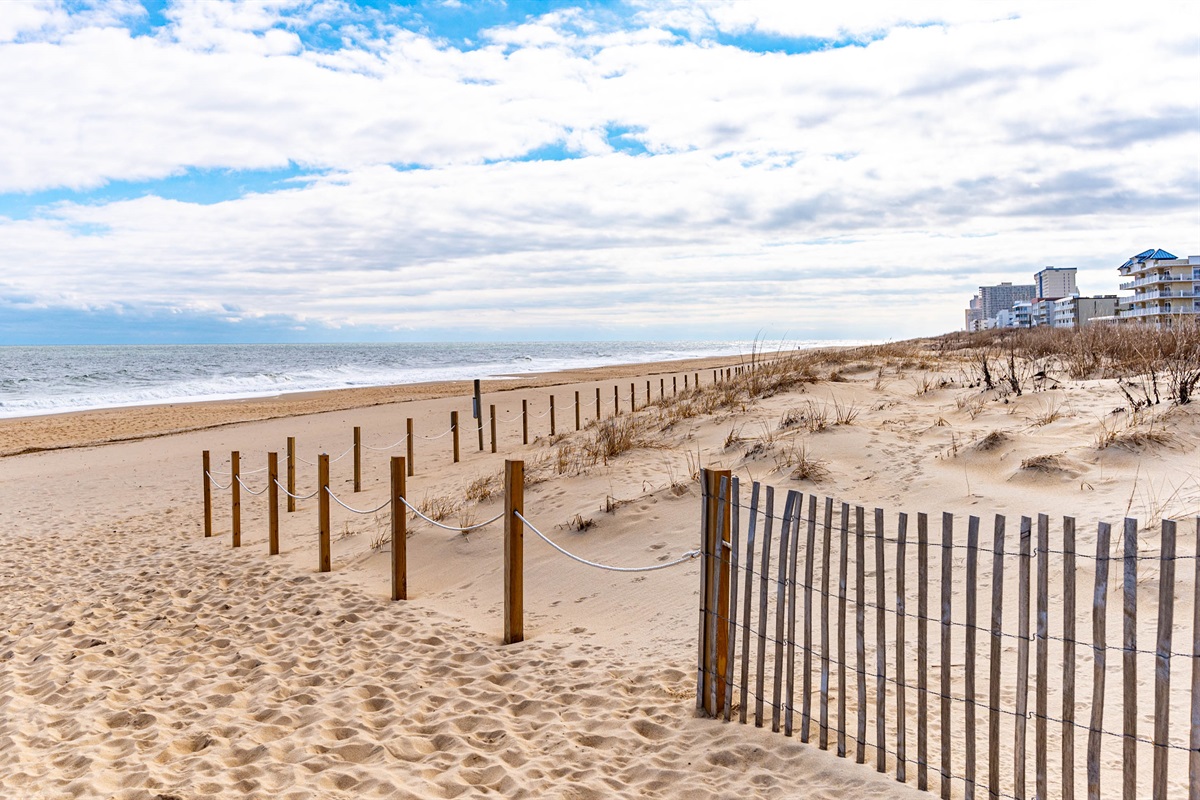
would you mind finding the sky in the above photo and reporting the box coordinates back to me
[0,0,1197,345]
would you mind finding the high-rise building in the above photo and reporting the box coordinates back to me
[978,282,1036,320]
[1117,249,1200,325]
[1034,267,1078,300]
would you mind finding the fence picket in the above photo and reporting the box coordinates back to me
[965,515,979,799]
[940,512,953,800]
[896,511,908,784]
[1016,516,1032,800]
[1152,519,1176,800]
[1190,516,1200,800]
[801,494,817,743]
[739,482,761,725]
[723,477,742,723]
[1036,514,1050,800]
[989,515,1006,800]
[856,505,867,765]
[917,511,929,790]
[755,486,775,728]
[1063,516,1077,800]
[820,497,833,750]
[785,492,803,736]
[839,501,850,759]
[874,507,887,773]
[772,491,796,733]
[1122,517,1138,800]
[1087,521,1112,800]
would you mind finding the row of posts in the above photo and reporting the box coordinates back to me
[203,452,530,645]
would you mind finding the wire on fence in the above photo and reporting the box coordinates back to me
[515,510,700,573]
[325,487,393,515]
[396,495,504,533]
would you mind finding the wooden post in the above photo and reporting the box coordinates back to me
[1152,519,1176,800]
[595,387,601,421]
[613,385,619,416]
[474,378,484,452]
[286,436,296,513]
[739,482,762,724]
[694,371,699,388]
[755,486,775,728]
[917,512,929,790]
[489,404,497,453]
[317,454,330,573]
[391,457,406,601]
[646,380,650,405]
[1190,516,1200,800]
[838,501,850,758]
[989,516,1007,800]
[940,512,952,799]
[856,506,867,764]
[231,450,241,548]
[574,391,580,431]
[724,476,742,722]
[202,450,212,537]
[1036,514,1050,800]
[896,512,909,783]
[773,492,795,733]
[1122,517,1137,800]
[451,411,460,463]
[1016,516,1032,800]
[549,395,556,437]
[801,494,817,743]
[1087,521,1113,800]
[684,374,689,391]
[353,426,362,493]
[1063,516,1077,800]
[820,497,833,750]
[406,418,414,476]
[673,376,677,395]
[268,452,279,555]
[875,507,887,773]
[966,515,980,797]
[702,469,733,717]
[522,400,529,444]
[503,460,524,645]
[630,382,636,413]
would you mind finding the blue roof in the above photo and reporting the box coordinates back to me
[1120,248,1178,268]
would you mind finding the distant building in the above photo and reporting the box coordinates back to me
[965,295,984,331]
[1117,249,1200,325]
[979,282,1036,320]
[1034,267,1078,300]
[1052,295,1119,328]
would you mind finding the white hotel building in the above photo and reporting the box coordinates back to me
[1117,249,1200,325]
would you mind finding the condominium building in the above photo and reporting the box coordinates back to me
[1052,295,1119,328]
[979,282,1036,319]
[1034,267,1078,300]
[1117,249,1200,325]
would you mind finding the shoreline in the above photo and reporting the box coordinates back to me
[0,350,789,457]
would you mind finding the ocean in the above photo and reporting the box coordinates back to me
[0,340,851,419]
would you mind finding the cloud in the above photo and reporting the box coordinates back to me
[0,0,1197,342]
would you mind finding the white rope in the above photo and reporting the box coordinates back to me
[418,426,456,441]
[205,471,232,491]
[274,479,319,501]
[297,456,316,466]
[325,488,392,515]
[514,510,701,573]
[235,475,268,496]
[396,496,503,533]
[499,410,524,423]
[531,407,552,419]
[329,444,356,463]
[362,435,409,452]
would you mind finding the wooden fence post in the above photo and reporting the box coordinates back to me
[756,487,776,728]
[699,468,733,718]
[202,450,212,537]
[1087,521,1113,800]
[838,501,850,758]
[646,380,650,405]
[595,387,601,421]
[231,450,241,548]
[989,515,1007,800]
[550,395,556,437]
[738,483,762,724]
[406,418,415,476]
[630,382,636,413]
[1016,516,1032,800]
[451,411,460,463]
[723,476,741,722]
[876,507,888,774]
[475,378,484,452]
[820,497,833,749]
[317,454,330,573]
[694,371,699,389]
[673,376,678,395]
[966,515,980,797]
[286,436,296,512]
[268,452,279,555]
[392,457,406,601]
[1122,517,1138,800]
[1152,518,1176,800]
[773,492,796,733]
[353,426,362,493]
[522,400,528,445]
[660,378,664,399]
[490,405,497,453]
[801,494,817,743]
[1037,514,1050,800]
[1063,515,1077,800]
[504,459,524,645]
[917,512,929,790]
[613,385,619,415]
[684,374,689,391]
[856,505,867,765]
[896,511,909,783]
[574,391,580,430]
[1190,516,1200,800]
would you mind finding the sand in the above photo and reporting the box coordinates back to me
[2,346,1197,798]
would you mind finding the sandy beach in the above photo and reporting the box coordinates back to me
[2,339,1197,799]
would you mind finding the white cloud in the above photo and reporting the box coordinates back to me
[0,0,1197,340]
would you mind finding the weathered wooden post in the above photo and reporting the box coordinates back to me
[474,378,484,452]
[673,376,678,395]
[489,404,497,453]
[231,450,241,548]
[698,467,732,717]
[630,382,635,412]
[646,380,650,405]
[574,390,580,430]
[504,459,524,645]
[353,426,362,493]
[202,450,212,537]
[318,454,331,573]
[549,395,556,437]
[613,385,619,415]
[406,418,414,476]
[451,411,460,463]
[595,387,601,421]
[267,452,279,555]
[521,400,528,445]
[286,436,297,512]
[392,457,406,601]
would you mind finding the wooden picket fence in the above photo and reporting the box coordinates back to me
[696,470,1200,800]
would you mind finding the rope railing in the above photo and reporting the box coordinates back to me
[205,470,233,491]
[362,435,409,452]
[328,444,356,463]
[418,426,456,441]
[235,475,268,496]
[514,510,701,573]
[325,487,392,516]
[273,479,319,501]
[396,495,503,533]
